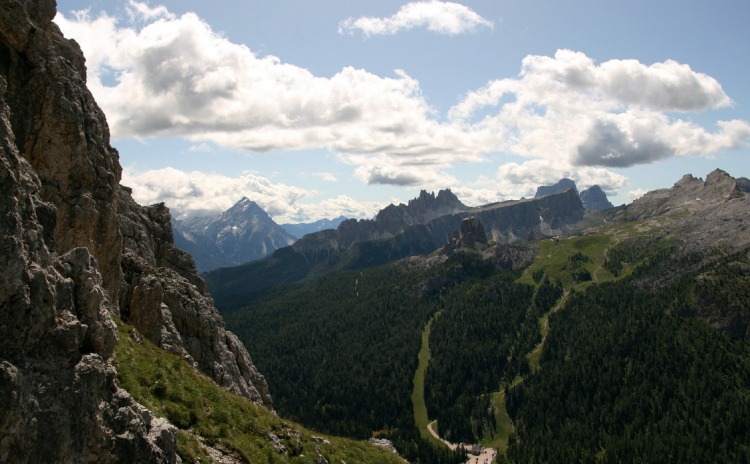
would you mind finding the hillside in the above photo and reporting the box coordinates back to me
[223,170,750,463]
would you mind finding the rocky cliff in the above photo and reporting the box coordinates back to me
[1,1,269,461]
[579,185,614,211]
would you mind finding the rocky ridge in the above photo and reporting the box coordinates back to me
[206,187,585,312]
[613,169,750,251]
[1,1,269,461]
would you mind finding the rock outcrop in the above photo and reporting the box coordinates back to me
[613,169,750,251]
[536,178,613,211]
[442,217,489,254]
[1,0,270,460]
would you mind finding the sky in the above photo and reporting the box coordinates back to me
[55,0,750,223]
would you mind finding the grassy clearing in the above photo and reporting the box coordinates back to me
[411,312,446,448]
[518,234,614,289]
[113,319,404,464]
[482,389,514,452]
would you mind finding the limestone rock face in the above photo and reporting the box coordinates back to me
[1,0,124,300]
[579,185,614,211]
[0,73,176,462]
[1,0,271,460]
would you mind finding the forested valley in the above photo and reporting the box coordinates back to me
[223,229,750,463]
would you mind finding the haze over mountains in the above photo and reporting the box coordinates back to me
[173,197,296,272]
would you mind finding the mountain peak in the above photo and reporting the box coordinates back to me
[174,199,295,271]
[535,178,578,198]
[579,185,614,211]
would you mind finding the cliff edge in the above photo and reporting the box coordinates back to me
[1,0,269,461]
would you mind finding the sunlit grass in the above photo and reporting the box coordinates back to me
[411,312,447,448]
[113,319,404,464]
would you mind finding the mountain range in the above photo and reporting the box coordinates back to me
[222,168,750,463]
[3,2,749,463]
[176,178,612,275]
[205,186,587,312]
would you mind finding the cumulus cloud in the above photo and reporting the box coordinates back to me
[56,5,749,198]
[338,1,492,37]
[451,49,750,170]
[627,188,649,201]
[56,4,481,188]
[339,1,493,37]
[121,166,384,223]
[312,172,339,182]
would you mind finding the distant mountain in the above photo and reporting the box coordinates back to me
[281,216,348,239]
[535,178,613,211]
[535,178,577,198]
[173,197,296,272]
[221,169,750,460]
[579,185,614,211]
[205,188,585,313]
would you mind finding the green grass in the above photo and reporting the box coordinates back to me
[518,234,614,289]
[113,319,404,464]
[411,312,446,448]
[482,389,514,452]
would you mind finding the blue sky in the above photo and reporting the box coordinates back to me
[55,1,749,222]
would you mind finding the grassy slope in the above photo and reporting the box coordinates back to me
[411,311,445,448]
[113,320,404,464]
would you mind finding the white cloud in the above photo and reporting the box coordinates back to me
[338,1,493,37]
[312,172,338,182]
[451,49,750,169]
[56,6,481,186]
[121,166,384,223]
[55,6,749,198]
[627,188,649,201]
[187,142,213,153]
